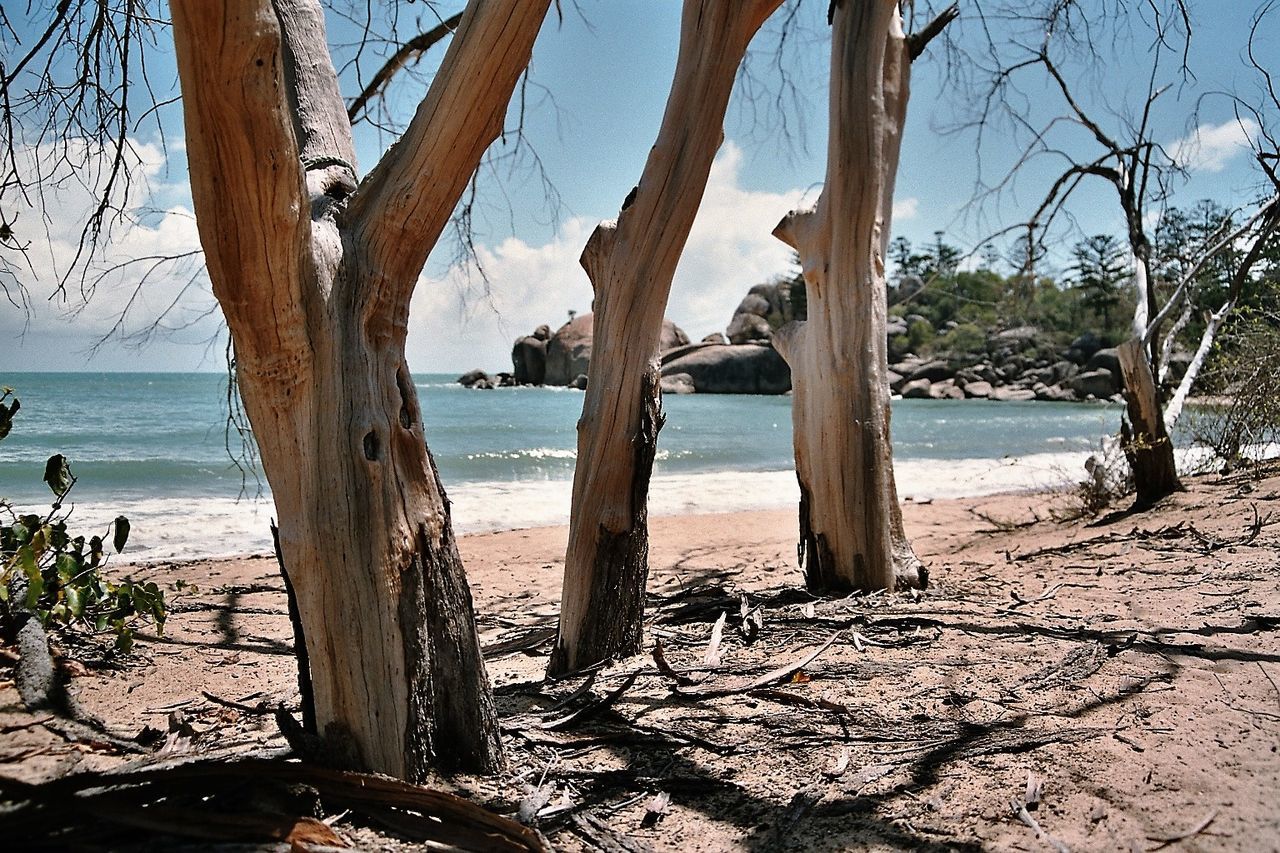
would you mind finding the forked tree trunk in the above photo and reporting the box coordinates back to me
[172,0,549,779]
[1116,339,1182,508]
[549,0,783,676]
[770,0,943,593]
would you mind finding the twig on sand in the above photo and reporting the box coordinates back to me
[542,674,639,731]
[1146,809,1218,850]
[1011,799,1071,853]
[201,691,272,715]
[674,632,843,699]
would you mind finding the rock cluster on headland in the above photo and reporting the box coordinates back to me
[456,280,1190,400]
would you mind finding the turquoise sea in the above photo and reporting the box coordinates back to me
[1,372,1128,561]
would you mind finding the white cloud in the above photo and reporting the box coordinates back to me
[408,142,814,372]
[893,196,919,221]
[1,136,218,370]
[1170,118,1259,173]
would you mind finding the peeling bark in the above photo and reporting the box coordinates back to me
[771,0,931,593]
[550,0,784,675]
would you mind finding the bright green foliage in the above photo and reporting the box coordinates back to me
[0,388,164,652]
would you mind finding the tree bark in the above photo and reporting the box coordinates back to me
[549,0,783,676]
[171,0,549,779]
[770,0,929,593]
[1117,338,1182,508]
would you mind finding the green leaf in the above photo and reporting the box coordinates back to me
[25,572,44,609]
[65,585,84,618]
[112,516,130,554]
[56,554,78,583]
[43,454,72,495]
[89,536,103,567]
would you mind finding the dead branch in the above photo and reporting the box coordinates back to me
[675,631,842,699]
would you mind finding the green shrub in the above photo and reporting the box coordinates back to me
[907,317,935,352]
[938,322,986,355]
[0,387,165,652]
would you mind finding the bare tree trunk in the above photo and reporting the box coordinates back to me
[549,0,783,676]
[770,0,935,593]
[172,0,549,779]
[1116,338,1182,507]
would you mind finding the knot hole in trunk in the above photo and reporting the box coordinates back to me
[363,429,381,461]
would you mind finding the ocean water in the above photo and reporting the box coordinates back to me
[1,372,1128,562]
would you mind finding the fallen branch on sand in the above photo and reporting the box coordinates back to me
[0,758,548,852]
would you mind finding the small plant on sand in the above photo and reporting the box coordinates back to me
[0,388,165,653]
[1054,435,1135,520]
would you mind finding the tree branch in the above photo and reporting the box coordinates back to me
[171,0,311,358]
[273,0,358,184]
[906,3,958,62]
[346,0,551,325]
[346,12,463,125]
[1143,194,1280,343]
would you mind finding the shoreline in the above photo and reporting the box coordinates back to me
[124,487,1050,574]
[56,448,1115,566]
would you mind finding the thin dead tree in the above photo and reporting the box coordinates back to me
[958,0,1278,507]
[170,0,550,778]
[549,0,786,676]
[770,0,955,593]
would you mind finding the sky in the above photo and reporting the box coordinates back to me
[3,1,1275,373]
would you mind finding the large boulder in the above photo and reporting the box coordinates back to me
[726,312,773,344]
[660,318,691,352]
[659,373,696,395]
[989,326,1040,352]
[990,386,1036,402]
[659,344,790,394]
[907,359,954,383]
[1066,331,1104,364]
[1084,347,1121,376]
[928,380,965,400]
[900,378,932,399]
[511,335,547,385]
[544,314,594,386]
[544,313,689,386]
[1070,368,1117,399]
[457,369,493,390]
[963,380,993,399]
[724,279,803,344]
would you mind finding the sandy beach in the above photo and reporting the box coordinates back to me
[3,469,1279,850]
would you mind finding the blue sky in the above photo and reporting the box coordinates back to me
[3,1,1274,372]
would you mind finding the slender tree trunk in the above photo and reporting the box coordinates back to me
[172,0,549,778]
[549,0,783,676]
[770,0,935,593]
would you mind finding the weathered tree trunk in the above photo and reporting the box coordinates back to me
[549,0,783,676]
[1117,338,1182,508]
[172,0,550,779]
[770,0,943,593]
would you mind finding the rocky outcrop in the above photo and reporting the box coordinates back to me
[458,369,494,390]
[659,343,790,394]
[724,280,803,345]
[543,314,595,387]
[527,313,691,387]
[881,324,1129,404]
[511,324,551,385]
